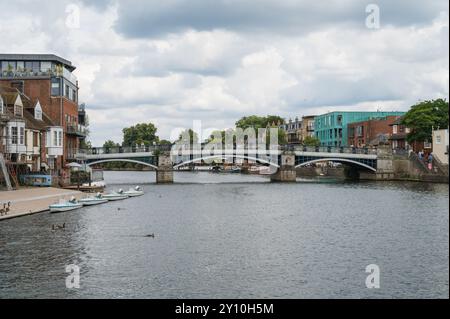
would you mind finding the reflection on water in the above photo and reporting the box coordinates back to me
[0,171,448,298]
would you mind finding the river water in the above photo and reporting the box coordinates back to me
[0,171,448,298]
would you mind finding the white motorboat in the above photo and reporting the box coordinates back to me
[79,193,108,206]
[102,189,129,201]
[49,197,83,213]
[123,186,144,197]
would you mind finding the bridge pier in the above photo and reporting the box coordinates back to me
[361,145,394,180]
[271,154,297,182]
[156,154,174,184]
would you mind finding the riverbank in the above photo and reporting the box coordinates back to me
[0,187,83,221]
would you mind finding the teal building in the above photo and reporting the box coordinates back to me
[314,111,405,147]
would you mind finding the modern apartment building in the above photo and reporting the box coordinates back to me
[0,54,86,170]
[315,111,405,147]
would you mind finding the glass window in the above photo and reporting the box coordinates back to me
[53,131,58,146]
[16,61,24,71]
[58,131,63,146]
[40,61,51,73]
[11,127,18,144]
[25,61,33,72]
[0,96,3,114]
[51,78,61,96]
[7,61,16,71]
[35,109,42,120]
[32,61,40,73]
[19,127,24,145]
[1,61,8,71]
[14,105,22,117]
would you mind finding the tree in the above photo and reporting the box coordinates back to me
[401,99,449,143]
[303,136,321,147]
[103,140,120,148]
[235,115,284,130]
[159,139,173,145]
[122,123,159,146]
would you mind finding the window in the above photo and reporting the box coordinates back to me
[436,135,441,144]
[11,127,18,144]
[0,96,3,114]
[357,126,364,137]
[17,61,24,69]
[393,125,398,134]
[32,61,40,74]
[14,104,22,117]
[25,61,33,72]
[53,131,58,146]
[19,127,24,145]
[40,61,52,73]
[51,78,61,96]
[35,101,43,120]
[65,84,70,99]
[35,108,42,120]
[58,130,62,147]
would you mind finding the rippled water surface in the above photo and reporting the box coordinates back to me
[0,171,448,298]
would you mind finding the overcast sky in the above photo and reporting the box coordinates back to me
[0,0,448,145]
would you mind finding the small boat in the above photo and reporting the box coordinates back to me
[123,186,144,197]
[102,189,129,201]
[49,197,83,213]
[79,193,108,206]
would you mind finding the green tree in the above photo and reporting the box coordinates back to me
[103,140,120,148]
[159,139,173,145]
[235,115,284,130]
[401,99,449,143]
[122,123,159,146]
[303,136,321,147]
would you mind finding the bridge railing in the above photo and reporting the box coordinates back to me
[75,144,173,156]
[74,144,378,158]
[281,145,377,155]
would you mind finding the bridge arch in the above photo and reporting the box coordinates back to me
[86,159,159,170]
[295,158,376,172]
[173,155,280,169]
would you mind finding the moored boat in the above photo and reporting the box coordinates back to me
[123,186,144,197]
[49,197,83,213]
[79,193,108,206]
[102,190,128,201]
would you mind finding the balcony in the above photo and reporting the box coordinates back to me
[66,124,87,137]
[1,69,55,79]
[0,68,78,84]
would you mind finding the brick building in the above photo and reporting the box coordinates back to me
[0,54,86,172]
[347,115,402,148]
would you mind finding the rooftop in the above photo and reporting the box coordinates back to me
[0,54,76,71]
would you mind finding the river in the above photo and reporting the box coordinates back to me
[0,171,448,298]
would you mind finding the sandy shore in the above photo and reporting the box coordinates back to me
[0,187,84,221]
